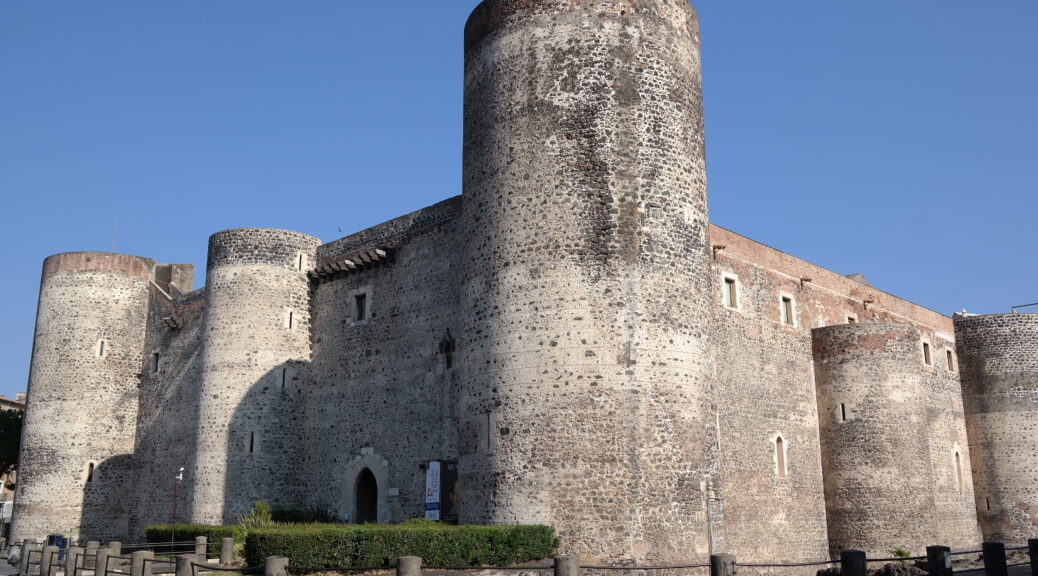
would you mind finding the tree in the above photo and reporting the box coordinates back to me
[0,409,23,475]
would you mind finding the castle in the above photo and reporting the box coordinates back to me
[11,0,1038,565]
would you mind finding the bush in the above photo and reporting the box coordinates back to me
[271,504,341,524]
[237,502,274,533]
[145,524,243,554]
[244,523,558,568]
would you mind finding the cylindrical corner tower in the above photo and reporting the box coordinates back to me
[460,0,715,562]
[191,228,319,525]
[12,252,153,542]
[955,313,1038,544]
[812,323,937,557]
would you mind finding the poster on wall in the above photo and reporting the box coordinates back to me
[425,461,441,521]
[425,460,459,523]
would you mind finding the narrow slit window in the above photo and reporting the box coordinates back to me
[86,462,94,483]
[986,497,991,511]
[923,342,932,366]
[97,339,107,358]
[955,452,963,493]
[280,367,288,389]
[847,316,857,324]
[775,436,787,479]
[355,294,367,321]
[287,310,295,330]
[781,296,794,325]
[150,352,160,374]
[840,403,847,422]
[249,432,255,454]
[947,350,956,372]
[723,277,737,308]
[297,253,306,272]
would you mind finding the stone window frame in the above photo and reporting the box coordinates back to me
[837,402,852,423]
[778,292,797,328]
[350,285,374,326]
[945,348,958,373]
[84,461,98,484]
[149,350,161,375]
[771,433,789,480]
[921,338,934,369]
[96,338,109,359]
[846,313,859,324]
[720,272,742,312]
[295,252,308,272]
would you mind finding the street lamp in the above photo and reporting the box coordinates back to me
[172,467,184,552]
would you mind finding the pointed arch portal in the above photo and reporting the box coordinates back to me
[355,468,378,524]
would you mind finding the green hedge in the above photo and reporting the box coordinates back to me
[145,524,243,553]
[244,523,558,568]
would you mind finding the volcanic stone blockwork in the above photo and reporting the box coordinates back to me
[192,228,320,525]
[812,323,978,557]
[302,198,463,526]
[461,0,715,562]
[12,253,152,542]
[956,313,1038,544]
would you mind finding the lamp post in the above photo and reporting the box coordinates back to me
[172,467,184,552]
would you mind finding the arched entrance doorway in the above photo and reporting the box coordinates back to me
[355,468,378,524]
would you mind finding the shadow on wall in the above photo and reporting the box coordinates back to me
[80,454,135,541]
[220,360,314,524]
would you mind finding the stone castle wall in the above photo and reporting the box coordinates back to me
[12,253,152,542]
[460,0,715,562]
[956,313,1038,545]
[10,0,1033,561]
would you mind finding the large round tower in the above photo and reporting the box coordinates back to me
[812,323,937,557]
[955,313,1038,544]
[12,252,152,542]
[460,0,715,562]
[191,228,319,525]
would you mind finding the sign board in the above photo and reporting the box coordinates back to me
[424,460,459,523]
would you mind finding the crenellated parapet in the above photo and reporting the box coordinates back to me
[955,313,1038,544]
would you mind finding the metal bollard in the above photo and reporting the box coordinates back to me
[927,546,953,576]
[95,547,112,576]
[841,550,867,576]
[264,556,288,576]
[982,542,1007,576]
[193,537,206,562]
[40,546,58,576]
[1028,540,1038,576]
[219,538,233,565]
[710,554,736,576]
[66,546,85,576]
[130,550,151,576]
[397,556,422,576]
[174,555,193,576]
[553,556,579,576]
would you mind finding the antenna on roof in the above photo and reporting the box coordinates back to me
[1011,303,1038,313]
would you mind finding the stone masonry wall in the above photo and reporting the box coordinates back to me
[956,313,1038,545]
[460,0,715,563]
[12,253,152,543]
[711,226,979,555]
[813,323,937,557]
[191,229,320,525]
[301,205,462,524]
[129,287,205,535]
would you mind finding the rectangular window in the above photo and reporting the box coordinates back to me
[355,294,367,321]
[723,277,737,308]
[287,310,295,330]
[781,296,794,326]
[150,352,160,374]
[947,350,956,372]
[840,403,847,422]
[923,342,932,366]
[847,316,857,324]
[297,253,306,272]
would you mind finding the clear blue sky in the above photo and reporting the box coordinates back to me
[1,1,1035,399]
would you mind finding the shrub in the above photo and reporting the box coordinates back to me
[237,502,275,534]
[244,523,558,568]
[145,524,243,554]
[271,504,341,524]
